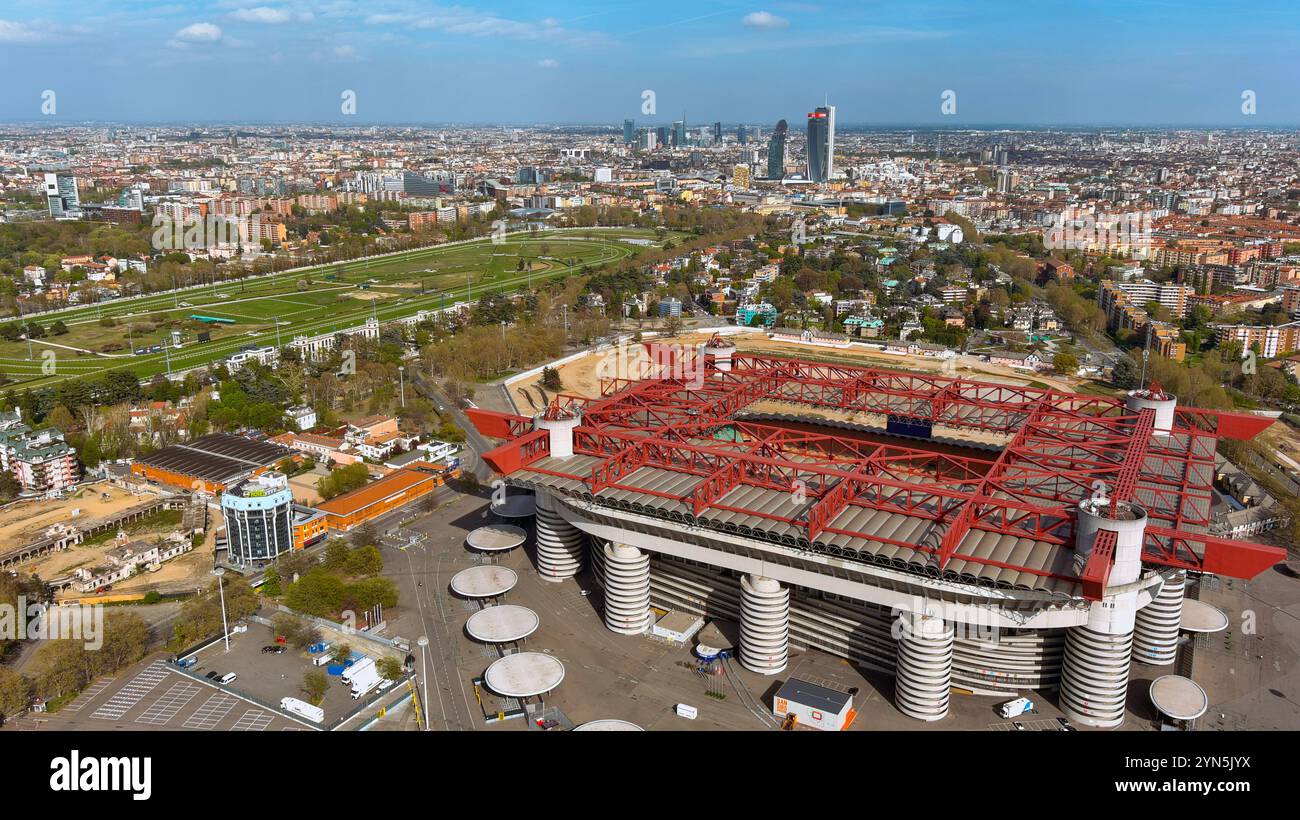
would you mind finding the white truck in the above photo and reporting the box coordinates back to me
[281,696,325,724]
[340,656,375,685]
[998,697,1035,719]
[349,666,384,699]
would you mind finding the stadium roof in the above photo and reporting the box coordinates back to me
[469,349,1284,601]
[137,433,292,484]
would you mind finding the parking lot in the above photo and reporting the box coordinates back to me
[181,619,397,726]
[23,656,308,732]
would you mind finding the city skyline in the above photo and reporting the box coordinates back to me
[1,1,1299,126]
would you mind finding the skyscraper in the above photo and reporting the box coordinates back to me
[806,104,835,182]
[737,124,748,145]
[623,118,635,145]
[766,119,788,179]
[713,121,722,143]
[672,119,686,148]
[44,173,81,220]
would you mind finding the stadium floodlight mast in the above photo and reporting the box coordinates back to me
[212,567,230,652]
[417,636,430,731]
[398,365,406,408]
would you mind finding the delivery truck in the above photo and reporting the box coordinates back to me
[280,697,325,724]
[998,697,1035,719]
[340,656,375,685]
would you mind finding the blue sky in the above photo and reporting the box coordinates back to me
[1,0,1298,126]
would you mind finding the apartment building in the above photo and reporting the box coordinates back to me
[1214,322,1300,359]
[0,410,79,494]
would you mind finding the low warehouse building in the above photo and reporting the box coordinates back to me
[133,433,293,493]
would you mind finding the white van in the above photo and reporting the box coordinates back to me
[220,672,238,685]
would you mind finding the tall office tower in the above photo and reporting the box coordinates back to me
[655,126,669,148]
[737,124,748,145]
[44,173,82,220]
[766,119,788,179]
[713,121,723,143]
[806,104,835,182]
[623,118,635,144]
[672,120,686,147]
[996,168,1012,194]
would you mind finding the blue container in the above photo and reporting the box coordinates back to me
[326,664,345,676]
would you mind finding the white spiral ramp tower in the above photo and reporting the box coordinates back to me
[1133,570,1186,666]
[601,542,653,635]
[533,490,585,582]
[739,574,789,675]
[1060,497,1148,728]
[530,405,586,581]
[894,610,956,722]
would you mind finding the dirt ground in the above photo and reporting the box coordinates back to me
[0,481,150,546]
[511,329,1090,407]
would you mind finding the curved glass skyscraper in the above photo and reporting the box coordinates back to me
[766,119,788,179]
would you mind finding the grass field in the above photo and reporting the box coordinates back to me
[2,228,669,390]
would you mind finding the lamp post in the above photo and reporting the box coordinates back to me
[417,636,430,732]
[398,366,406,408]
[212,567,230,652]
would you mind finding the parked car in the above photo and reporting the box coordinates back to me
[220,673,238,684]
[205,671,220,680]
[1057,717,1076,732]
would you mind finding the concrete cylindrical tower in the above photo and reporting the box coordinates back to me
[1060,497,1149,728]
[533,490,585,582]
[534,405,582,459]
[700,333,736,373]
[1133,571,1186,666]
[602,542,653,635]
[1059,627,1134,728]
[1125,381,1177,437]
[894,611,955,722]
[739,575,789,675]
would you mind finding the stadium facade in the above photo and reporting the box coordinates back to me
[469,338,1282,726]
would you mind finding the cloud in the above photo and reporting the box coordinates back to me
[175,22,223,42]
[332,44,359,60]
[229,7,312,24]
[537,58,559,68]
[0,18,63,43]
[742,11,790,29]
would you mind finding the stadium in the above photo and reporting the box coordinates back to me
[469,335,1284,727]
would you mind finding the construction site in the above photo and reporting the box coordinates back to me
[466,334,1289,728]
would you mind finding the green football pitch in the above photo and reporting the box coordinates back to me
[1,228,667,390]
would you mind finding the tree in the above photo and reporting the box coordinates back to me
[0,667,32,719]
[1052,352,1080,375]
[376,656,404,681]
[1111,355,1139,389]
[261,566,283,597]
[330,643,353,665]
[302,670,329,705]
[540,366,562,391]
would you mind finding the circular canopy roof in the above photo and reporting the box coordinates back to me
[466,524,527,552]
[466,605,539,644]
[573,719,643,731]
[491,493,536,519]
[484,652,565,698]
[450,566,518,598]
[1149,675,1209,721]
[1180,599,1230,633]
